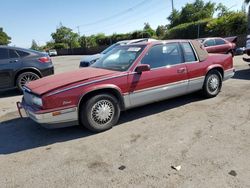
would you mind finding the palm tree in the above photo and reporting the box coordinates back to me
[245,0,250,34]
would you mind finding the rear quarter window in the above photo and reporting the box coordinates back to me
[181,42,197,62]
[16,50,30,57]
[204,39,215,47]
[9,49,19,58]
[215,39,226,45]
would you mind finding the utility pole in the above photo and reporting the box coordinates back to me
[171,0,174,12]
[77,26,81,36]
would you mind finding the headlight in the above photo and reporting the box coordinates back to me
[32,96,43,107]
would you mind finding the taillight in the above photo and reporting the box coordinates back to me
[38,56,51,63]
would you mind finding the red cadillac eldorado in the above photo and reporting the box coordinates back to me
[17,40,235,132]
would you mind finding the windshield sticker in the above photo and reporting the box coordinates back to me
[127,47,141,52]
[162,46,167,53]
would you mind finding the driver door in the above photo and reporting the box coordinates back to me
[127,43,188,108]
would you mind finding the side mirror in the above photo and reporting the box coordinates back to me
[204,43,208,47]
[135,64,150,74]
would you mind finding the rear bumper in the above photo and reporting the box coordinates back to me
[224,68,235,81]
[40,66,54,77]
[17,101,78,129]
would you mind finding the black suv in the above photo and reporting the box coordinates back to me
[0,46,54,91]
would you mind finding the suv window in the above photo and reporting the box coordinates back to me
[9,49,19,58]
[215,39,226,45]
[181,42,197,62]
[204,39,215,47]
[16,50,30,57]
[0,48,9,60]
[141,43,182,69]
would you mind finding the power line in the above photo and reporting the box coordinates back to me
[79,0,163,34]
[76,0,152,28]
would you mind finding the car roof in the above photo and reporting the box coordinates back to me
[123,39,195,46]
[0,45,45,55]
[116,38,157,45]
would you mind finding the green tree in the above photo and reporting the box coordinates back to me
[156,25,166,38]
[207,11,247,36]
[143,23,156,37]
[216,3,229,17]
[51,25,80,49]
[167,0,215,28]
[0,28,11,45]
[30,40,40,50]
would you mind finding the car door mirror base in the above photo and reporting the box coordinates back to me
[135,64,151,74]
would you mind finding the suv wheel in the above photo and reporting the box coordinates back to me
[17,72,40,92]
[80,94,120,132]
[202,70,222,98]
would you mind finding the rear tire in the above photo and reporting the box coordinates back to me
[16,72,40,92]
[80,94,120,132]
[202,70,222,98]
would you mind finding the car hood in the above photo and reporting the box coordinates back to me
[26,67,119,95]
[80,54,102,62]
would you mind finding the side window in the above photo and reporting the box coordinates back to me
[215,39,226,45]
[9,49,19,58]
[16,50,30,57]
[204,39,215,47]
[0,48,9,60]
[181,42,197,62]
[141,43,182,69]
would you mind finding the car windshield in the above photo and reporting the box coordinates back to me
[101,43,120,54]
[91,45,145,71]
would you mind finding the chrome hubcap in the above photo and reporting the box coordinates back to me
[20,74,39,87]
[91,100,114,125]
[208,75,219,92]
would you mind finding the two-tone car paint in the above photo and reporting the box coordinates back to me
[19,40,234,130]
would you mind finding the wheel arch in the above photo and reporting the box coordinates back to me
[206,65,224,79]
[78,85,126,115]
[14,68,42,86]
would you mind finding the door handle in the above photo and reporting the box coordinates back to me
[177,68,186,74]
[9,60,18,63]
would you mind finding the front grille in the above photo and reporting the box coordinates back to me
[23,90,34,106]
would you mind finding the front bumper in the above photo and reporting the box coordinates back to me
[17,101,78,129]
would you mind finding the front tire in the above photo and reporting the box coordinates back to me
[202,70,222,98]
[80,94,120,132]
[16,72,40,92]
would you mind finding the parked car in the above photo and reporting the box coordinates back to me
[48,49,57,56]
[0,46,54,92]
[242,35,250,66]
[198,37,236,56]
[79,38,157,67]
[17,40,234,132]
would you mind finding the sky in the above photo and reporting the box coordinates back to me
[0,0,243,48]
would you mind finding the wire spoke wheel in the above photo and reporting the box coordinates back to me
[17,72,40,91]
[207,74,219,93]
[91,100,114,126]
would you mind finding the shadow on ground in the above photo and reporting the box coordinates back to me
[0,93,204,155]
[0,89,21,98]
[233,68,250,81]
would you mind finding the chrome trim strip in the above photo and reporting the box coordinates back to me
[127,80,188,109]
[123,76,205,109]
[131,80,188,94]
[47,73,128,96]
[128,76,205,94]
